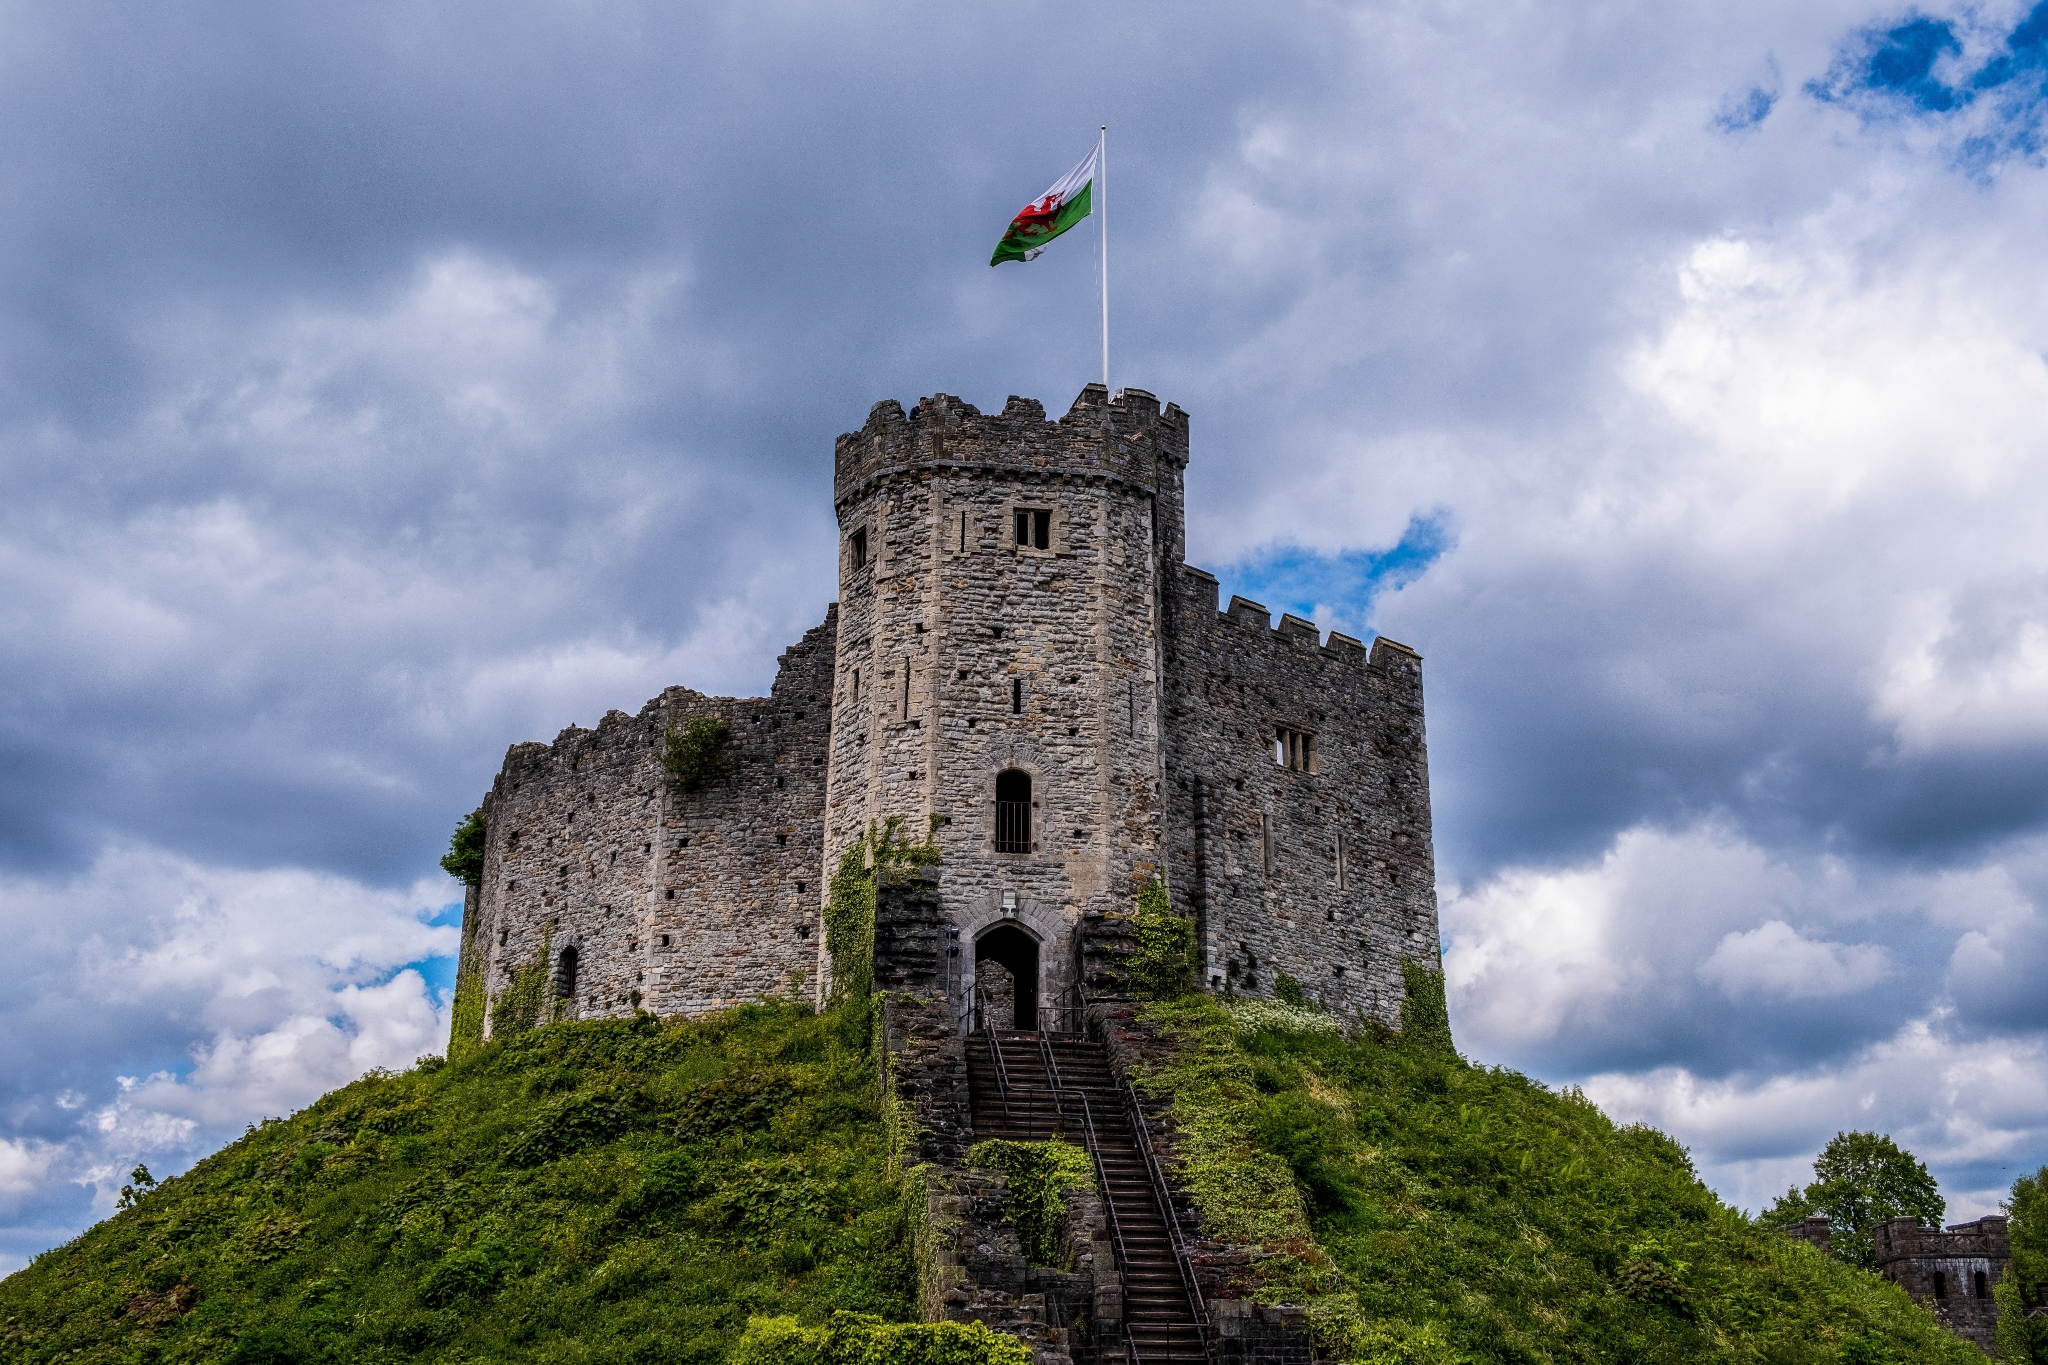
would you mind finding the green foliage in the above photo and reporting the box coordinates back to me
[446,953,486,1063]
[489,927,552,1040]
[440,807,487,887]
[1759,1131,1945,1269]
[1999,1165,2048,1364]
[730,1310,1031,1365]
[0,1003,916,1365]
[1397,959,1455,1057]
[1273,972,1307,1007]
[662,715,736,796]
[824,818,941,1005]
[1134,995,1981,1364]
[115,1164,157,1210]
[965,1138,1095,1267]
[1126,876,1195,1001]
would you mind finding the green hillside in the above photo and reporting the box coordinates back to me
[0,994,1985,1365]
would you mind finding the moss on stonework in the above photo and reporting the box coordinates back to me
[447,952,486,1062]
[490,927,552,1041]
[966,1138,1095,1268]
[730,1311,1030,1365]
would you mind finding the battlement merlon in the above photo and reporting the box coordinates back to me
[831,384,1190,530]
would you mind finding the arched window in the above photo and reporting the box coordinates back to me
[995,770,1031,853]
[555,946,579,1001]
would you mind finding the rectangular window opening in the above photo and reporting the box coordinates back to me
[1011,677,1024,714]
[1014,508,1051,550]
[1260,813,1274,873]
[1275,726,1316,772]
[1336,831,1347,889]
[850,528,868,569]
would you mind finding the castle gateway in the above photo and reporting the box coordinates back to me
[457,386,1442,1034]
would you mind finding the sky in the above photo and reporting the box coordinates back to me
[3,0,2048,1273]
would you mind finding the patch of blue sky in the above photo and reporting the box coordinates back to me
[394,950,459,1001]
[1712,85,1779,133]
[1219,512,1451,645]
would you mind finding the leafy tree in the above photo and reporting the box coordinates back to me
[1998,1165,2048,1364]
[662,715,735,795]
[440,808,487,887]
[1760,1131,1944,1268]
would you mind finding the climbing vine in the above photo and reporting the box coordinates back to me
[823,817,940,1005]
[1399,959,1456,1057]
[662,715,735,796]
[447,949,486,1061]
[1126,876,1194,1001]
[966,1138,1096,1267]
[489,927,552,1041]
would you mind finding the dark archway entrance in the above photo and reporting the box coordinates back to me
[975,923,1039,1031]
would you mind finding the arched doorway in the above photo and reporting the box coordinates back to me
[975,923,1039,1031]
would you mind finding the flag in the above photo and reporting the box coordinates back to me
[990,146,1096,266]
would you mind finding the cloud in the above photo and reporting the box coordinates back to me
[1699,921,1893,1001]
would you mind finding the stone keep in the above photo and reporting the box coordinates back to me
[456,385,1442,1037]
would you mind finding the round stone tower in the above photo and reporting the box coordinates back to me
[820,384,1189,1026]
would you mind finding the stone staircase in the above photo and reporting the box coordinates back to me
[968,1029,1209,1363]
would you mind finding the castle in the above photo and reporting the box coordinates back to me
[454,385,1442,1037]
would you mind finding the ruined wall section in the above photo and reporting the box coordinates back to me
[1160,570,1440,1029]
[822,386,1186,1010]
[466,610,835,1033]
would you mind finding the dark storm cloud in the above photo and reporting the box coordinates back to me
[2,0,2047,1261]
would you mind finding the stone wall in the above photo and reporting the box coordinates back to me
[1160,570,1441,1028]
[821,386,1185,1018]
[459,611,835,1033]
[1874,1214,2012,1355]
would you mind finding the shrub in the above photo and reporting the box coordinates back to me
[1397,959,1455,1057]
[440,808,487,886]
[662,715,735,795]
[730,1312,1031,1365]
[1273,972,1306,1007]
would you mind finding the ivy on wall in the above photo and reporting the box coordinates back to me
[662,716,735,796]
[489,928,552,1041]
[824,817,940,1005]
[965,1138,1095,1268]
[1126,877,1195,1001]
[447,945,486,1061]
[1399,959,1456,1057]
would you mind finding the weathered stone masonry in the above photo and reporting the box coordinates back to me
[456,385,1442,1033]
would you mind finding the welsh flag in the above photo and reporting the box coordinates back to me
[990,146,1096,265]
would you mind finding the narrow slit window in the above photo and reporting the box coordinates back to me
[1012,677,1024,714]
[1260,812,1274,872]
[851,669,860,700]
[1336,831,1347,889]
[849,528,868,569]
[959,511,968,551]
[902,669,911,721]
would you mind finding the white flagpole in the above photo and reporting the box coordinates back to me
[1099,125,1109,394]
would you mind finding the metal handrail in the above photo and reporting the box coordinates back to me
[1064,1089,1142,1364]
[977,989,1011,1122]
[1037,1030,1064,1093]
[1121,1072,1210,1362]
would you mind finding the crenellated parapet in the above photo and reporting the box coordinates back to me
[832,385,1189,518]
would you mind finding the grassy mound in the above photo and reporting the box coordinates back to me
[1136,996,1983,1364]
[1,990,1986,1364]
[0,1003,914,1365]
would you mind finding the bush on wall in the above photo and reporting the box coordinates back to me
[662,715,735,796]
[824,817,941,1005]
[1126,877,1194,1001]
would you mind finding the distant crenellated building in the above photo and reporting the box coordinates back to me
[454,385,1443,1037]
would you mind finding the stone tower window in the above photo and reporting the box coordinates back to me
[1275,726,1315,772]
[1974,1270,1987,1298]
[849,528,868,569]
[1933,1271,1947,1300]
[555,946,579,1001]
[1012,678,1024,714]
[1014,508,1051,550]
[995,769,1032,853]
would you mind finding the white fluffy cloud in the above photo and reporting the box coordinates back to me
[0,845,454,1270]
